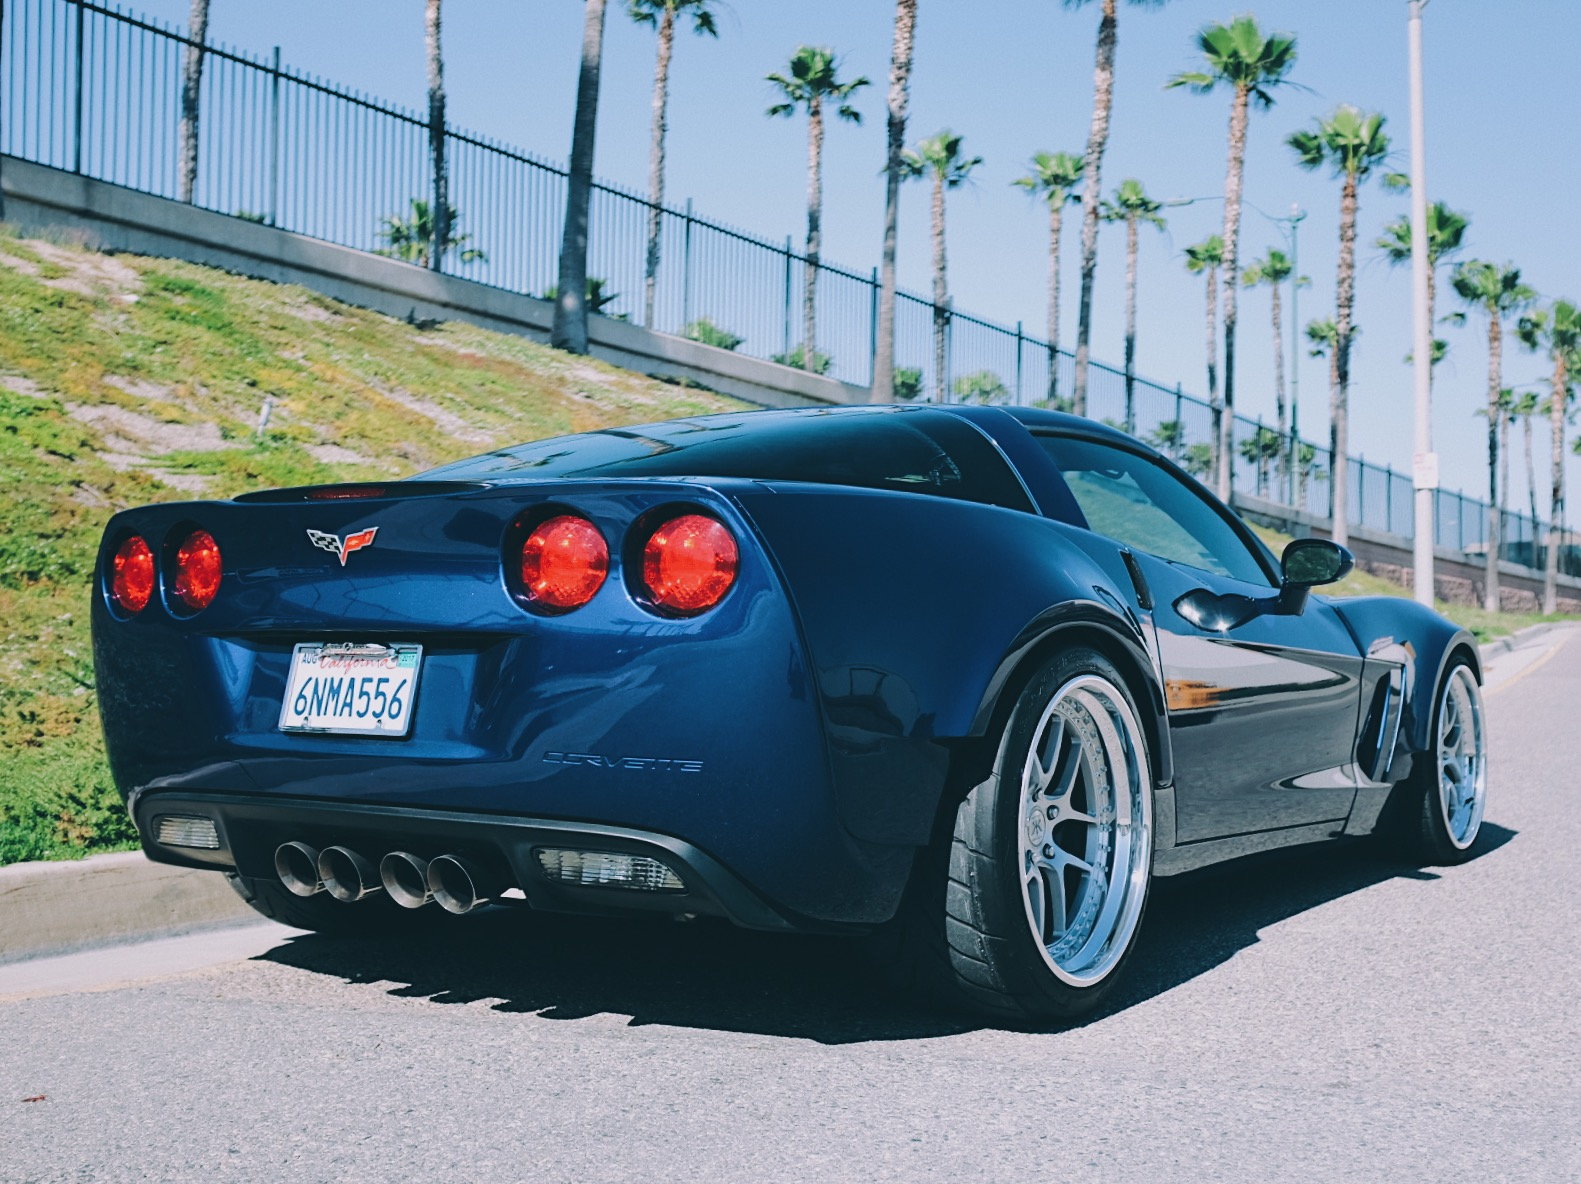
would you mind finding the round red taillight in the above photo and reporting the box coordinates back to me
[641,514,739,615]
[172,529,223,612]
[520,515,609,611]
[109,535,156,615]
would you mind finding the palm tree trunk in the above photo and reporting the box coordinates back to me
[1331,170,1358,548]
[1123,214,1137,432]
[1544,351,1568,614]
[931,171,948,402]
[1046,200,1065,403]
[425,0,448,274]
[871,0,917,404]
[1216,83,1251,502]
[1204,264,1219,480]
[1071,0,1117,418]
[177,0,212,204]
[1484,312,1502,611]
[552,0,608,355]
[802,97,824,372]
[1525,411,1539,539]
[640,6,675,328]
[1272,282,1287,488]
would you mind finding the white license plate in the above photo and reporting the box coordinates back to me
[277,642,422,736]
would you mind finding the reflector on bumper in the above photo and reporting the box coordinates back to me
[154,814,221,850]
[535,847,685,892]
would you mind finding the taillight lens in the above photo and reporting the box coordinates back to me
[109,535,156,614]
[520,515,609,611]
[172,529,223,612]
[640,514,739,615]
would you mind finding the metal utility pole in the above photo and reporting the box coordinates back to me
[1408,0,1437,606]
[1288,203,1306,507]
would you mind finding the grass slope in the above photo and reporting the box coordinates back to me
[0,229,740,863]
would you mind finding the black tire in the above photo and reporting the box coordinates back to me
[879,647,1155,1023]
[227,872,441,935]
[1389,656,1488,866]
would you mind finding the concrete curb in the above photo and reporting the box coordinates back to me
[1477,619,1569,660]
[0,851,253,964]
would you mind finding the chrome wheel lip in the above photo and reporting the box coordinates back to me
[1437,665,1487,850]
[1016,673,1152,990]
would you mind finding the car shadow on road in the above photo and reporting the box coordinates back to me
[255,823,1516,1045]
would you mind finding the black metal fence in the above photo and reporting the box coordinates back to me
[1,0,1569,573]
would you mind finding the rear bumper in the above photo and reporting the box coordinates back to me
[133,790,805,932]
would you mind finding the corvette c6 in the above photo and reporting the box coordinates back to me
[92,405,1488,1021]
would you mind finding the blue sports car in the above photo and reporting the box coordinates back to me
[92,405,1488,1020]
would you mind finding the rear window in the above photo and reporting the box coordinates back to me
[426,409,1035,513]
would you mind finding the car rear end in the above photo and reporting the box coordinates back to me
[91,477,888,931]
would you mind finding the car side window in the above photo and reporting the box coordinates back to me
[1035,434,1273,586]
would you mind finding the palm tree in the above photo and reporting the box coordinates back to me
[1168,16,1298,501]
[1289,106,1390,549]
[1238,425,1283,496]
[900,130,983,402]
[552,0,609,355]
[177,0,213,204]
[1306,317,1341,515]
[1514,388,1544,533]
[1377,201,1468,366]
[631,0,719,328]
[767,47,869,372]
[1013,151,1084,402]
[871,0,918,404]
[1242,247,1302,482]
[1452,260,1535,610]
[423,0,449,273]
[1099,179,1165,432]
[1183,235,1224,474]
[1066,0,1169,418]
[1517,300,1581,613]
[376,199,485,267]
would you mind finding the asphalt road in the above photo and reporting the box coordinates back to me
[4,628,1579,1183]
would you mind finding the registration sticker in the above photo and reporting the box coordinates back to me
[277,642,422,736]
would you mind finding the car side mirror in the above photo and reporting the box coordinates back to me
[1278,538,1354,614]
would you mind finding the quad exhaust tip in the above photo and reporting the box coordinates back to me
[317,845,384,903]
[380,851,433,909]
[275,841,323,898]
[427,854,495,915]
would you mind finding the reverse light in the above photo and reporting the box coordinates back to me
[154,814,220,850]
[172,529,223,612]
[109,535,156,614]
[535,848,686,892]
[640,514,739,615]
[520,515,609,611]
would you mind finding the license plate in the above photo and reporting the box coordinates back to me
[278,642,422,736]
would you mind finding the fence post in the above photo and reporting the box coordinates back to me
[868,267,879,388]
[72,0,86,173]
[782,236,792,357]
[944,306,953,403]
[267,46,281,227]
[1173,383,1183,440]
[1457,492,1465,551]
[1385,463,1394,535]
[680,198,694,331]
[1014,321,1024,405]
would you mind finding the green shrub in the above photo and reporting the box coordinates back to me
[892,366,924,401]
[952,370,1009,404]
[771,345,832,374]
[683,318,745,351]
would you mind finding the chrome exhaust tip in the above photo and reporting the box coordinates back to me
[427,854,495,915]
[317,845,383,903]
[380,851,433,909]
[274,841,323,898]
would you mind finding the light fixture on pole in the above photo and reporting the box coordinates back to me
[1408,0,1437,607]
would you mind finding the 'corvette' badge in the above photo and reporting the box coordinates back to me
[306,527,379,566]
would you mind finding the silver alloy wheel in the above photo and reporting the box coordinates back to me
[1437,665,1487,850]
[1017,674,1152,988]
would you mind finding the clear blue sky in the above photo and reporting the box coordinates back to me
[131,0,1581,500]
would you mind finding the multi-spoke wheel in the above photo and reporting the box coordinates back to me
[878,647,1154,1022]
[1392,656,1488,865]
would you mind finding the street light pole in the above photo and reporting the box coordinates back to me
[1288,203,1305,507]
[1408,0,1437,606]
